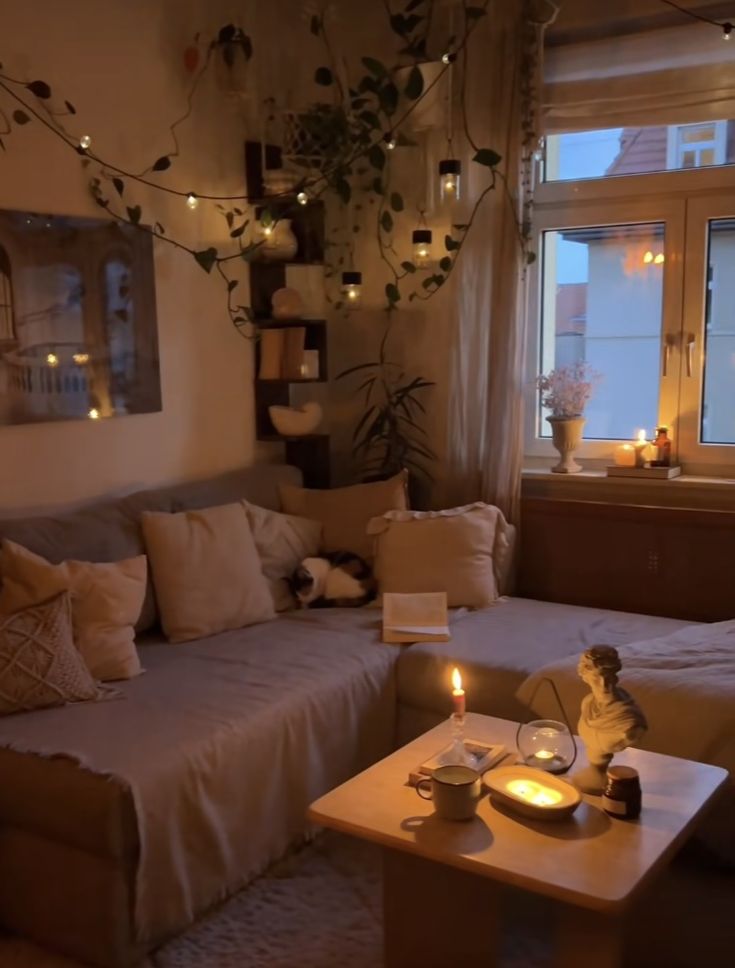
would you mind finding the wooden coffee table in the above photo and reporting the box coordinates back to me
[309,712,728,968]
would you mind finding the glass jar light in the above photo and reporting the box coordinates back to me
[516,719,576,774]
[412,229,433,268]
[341,271,362,310]
[439,159,461,203]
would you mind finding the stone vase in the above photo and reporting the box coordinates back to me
[261,219,298,262]
[547,416,585,474]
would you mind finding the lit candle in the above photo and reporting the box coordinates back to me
[634,428,649,468]
[506,778,563,807]
[534,749,555,761]
[613,443,636,467]
[451,667,465,717]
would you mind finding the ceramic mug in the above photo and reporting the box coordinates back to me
[416,765,483,821]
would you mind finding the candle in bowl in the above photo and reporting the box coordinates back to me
[484,765,581,821]
[633,429,649,468]
[613,443,636,467]
[451,667,465,717]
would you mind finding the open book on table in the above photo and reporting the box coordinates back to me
[382,591,450,644]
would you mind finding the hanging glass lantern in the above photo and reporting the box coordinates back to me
[341,271,362,310]
[412,229,433,268]
[438,159,461,202]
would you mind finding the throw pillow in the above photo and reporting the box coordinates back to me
[0,540,145,681]
[367,503,504,608]
[141,502,275,643]
[241,501,322,611]
[0,592,99,716]
[279,470,409,560]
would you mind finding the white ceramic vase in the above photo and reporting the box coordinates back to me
[547,416,585,474]
[261,219,298,262]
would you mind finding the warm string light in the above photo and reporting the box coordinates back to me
[438,159,461,203]
[185,193,199,210]
[341,271,362,310]
[660,1,733,40]
[88,408,100,420]
[296,190,309,205]
[79,134,91,150]
[384,132,397,150]
[723,22,733,40]
[412,228,433,268]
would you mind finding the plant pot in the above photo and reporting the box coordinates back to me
[546,416,585,474]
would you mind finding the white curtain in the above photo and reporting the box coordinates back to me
[544,21,735,132]
[439,1,549,525]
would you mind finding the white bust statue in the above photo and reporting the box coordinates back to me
[574,646,647,794]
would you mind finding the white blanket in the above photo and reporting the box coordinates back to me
[518,619,735,859]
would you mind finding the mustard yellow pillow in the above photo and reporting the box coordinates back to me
[368,503,502,608]
[279,470,408,560]
[141,502,275,643]
[0,540,145,681]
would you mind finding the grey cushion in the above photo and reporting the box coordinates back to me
[0,465,302,632]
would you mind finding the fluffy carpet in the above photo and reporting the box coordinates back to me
[0,834,731,967]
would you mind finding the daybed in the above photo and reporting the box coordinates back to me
[0,465,732,967]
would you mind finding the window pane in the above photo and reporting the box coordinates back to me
[701,218,735,444]
[540,225,665,440]
[545,120,733,181]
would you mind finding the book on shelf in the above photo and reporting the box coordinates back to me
[282,326,306,380]
[382,591,449,644]
[258,328,285,380]
[407,739,508,787]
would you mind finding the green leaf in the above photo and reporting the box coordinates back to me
[154,222,165,234]
[64,100,76,115]
[358,109,381,130]
[12,110,30,125]
[26,79,51,98]
[362,57,387,77]
[352,405,378,442]
[194,247,218,273]
[404,65,424,100]
[335,177,352,204]
[227,279,239,292]
[152,156,171,172]
[472,147,502,168]
[368,144,386,170]
[314,66,333,86]
[401,261,416,273]
[230,223,247,238]
[126,205,142,225]
[112,177,125,196]
[439,256,452,272]
[372,176,384,195]
[381,210,393,233]
[386,282,400,304]
[390,192,404,212]
[526,250,537,265]
[444,234,460,251]
[336,361,381,379]
[379,82,399,116]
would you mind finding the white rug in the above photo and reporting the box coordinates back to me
[0,833,731,968]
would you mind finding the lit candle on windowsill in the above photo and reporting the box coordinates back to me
[451,667,465,717]
[634,428,649,468]
[613,443,636,467]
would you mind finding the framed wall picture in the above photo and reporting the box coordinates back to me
[0,209,161,425]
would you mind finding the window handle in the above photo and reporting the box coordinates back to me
[685,332,696,378]
[662,334,676,377]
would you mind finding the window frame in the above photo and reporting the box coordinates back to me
[527,163,735,471]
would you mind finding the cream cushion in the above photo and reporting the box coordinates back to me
[279,470,408,560]
[368,503,504,608]
[0,592,100,715]
[0,540,145,681]
[242,501,322,611]
[142,502,275,643]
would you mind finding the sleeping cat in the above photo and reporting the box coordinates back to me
[290,551,377,608]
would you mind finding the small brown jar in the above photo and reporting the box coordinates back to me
[602,765,641,820]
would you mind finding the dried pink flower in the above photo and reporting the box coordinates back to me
[537,362,601,418]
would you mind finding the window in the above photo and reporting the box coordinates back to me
[545,120,734,182]
[527,163,735,475]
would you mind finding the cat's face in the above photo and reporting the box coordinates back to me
[290,557,330,607]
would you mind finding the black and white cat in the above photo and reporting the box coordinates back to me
[290,551,376,608]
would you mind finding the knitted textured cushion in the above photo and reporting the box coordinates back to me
[0,592,99,716]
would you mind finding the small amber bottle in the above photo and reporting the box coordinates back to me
[650,426,671,467]
[602,766,642,820]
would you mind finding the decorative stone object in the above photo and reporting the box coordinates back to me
[261,219,298,262]
[574,645,647,794]
[271,287,305,320]
[546,415,585,474]
[268,402,322,437]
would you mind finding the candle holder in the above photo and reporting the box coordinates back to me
[515,678,578,774]
[447,712,474,767]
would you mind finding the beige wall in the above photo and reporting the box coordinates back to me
[0,0,263,512]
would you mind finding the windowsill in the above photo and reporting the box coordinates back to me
[522,466,735,511]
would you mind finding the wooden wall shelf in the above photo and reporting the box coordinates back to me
[245,140,330,488]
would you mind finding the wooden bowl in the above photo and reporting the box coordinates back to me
[483,765,581,821]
